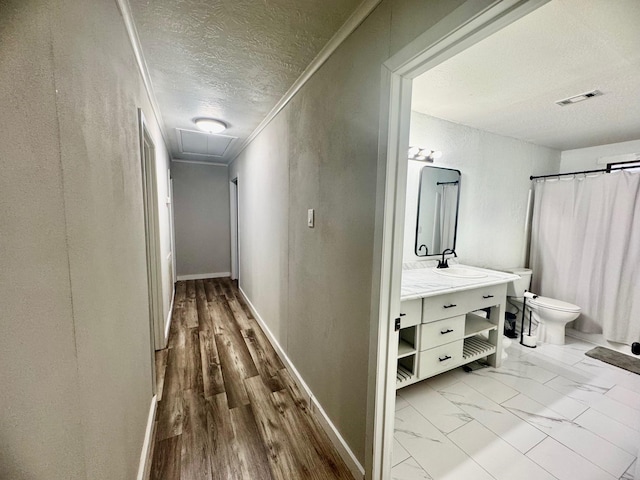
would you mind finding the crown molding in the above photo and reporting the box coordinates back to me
[172,159,229,167]
[227,0,383,166]
[115,0,171,152]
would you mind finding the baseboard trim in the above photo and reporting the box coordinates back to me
[176,272,230,281]
[164,286,175,347]
[136,395,158,480]
[309,394,366,480]
[238,287,365,480]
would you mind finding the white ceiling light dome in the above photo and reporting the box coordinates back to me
[195,118,227,134]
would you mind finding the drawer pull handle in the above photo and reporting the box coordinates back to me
[400,313,406,317]
[440,329,454,334]
[439,355,452,362]
[483,294,494,299]
[443,304,457,309]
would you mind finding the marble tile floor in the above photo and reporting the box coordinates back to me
[393,336,640,480]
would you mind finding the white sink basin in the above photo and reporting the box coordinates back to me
[434,266,487,279]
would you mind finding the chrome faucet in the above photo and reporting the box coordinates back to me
[437,248,457,269]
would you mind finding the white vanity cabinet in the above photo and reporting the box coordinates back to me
[396,283,507,389]
[395,299,421,385]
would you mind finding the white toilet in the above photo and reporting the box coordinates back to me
[506,268,581,345]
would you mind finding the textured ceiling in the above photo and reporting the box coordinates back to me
[128,0,362,163]
[412,0,640,151]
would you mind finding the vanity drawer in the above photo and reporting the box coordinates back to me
[420,315,465,350]
[418,340,463,379]
[399,299,422,329]
[422,284,506,323]
[469,284,506,311]
[422,291,469,323]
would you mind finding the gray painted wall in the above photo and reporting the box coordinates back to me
[231,111,290,342]
[405,112,561,268]
[0,0,172,478]
[229,0,468,465]
[0,2,85,478]
[172,162,231,277]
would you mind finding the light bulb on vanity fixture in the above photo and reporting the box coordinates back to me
[428,150,443,161]
[408,146,442,162]
[195,118,227,134]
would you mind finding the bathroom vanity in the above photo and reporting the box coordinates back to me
[396,264,519,389]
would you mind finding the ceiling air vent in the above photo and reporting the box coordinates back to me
[555,89,603,107]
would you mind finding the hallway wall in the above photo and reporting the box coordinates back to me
[230,0,468,467]
[230,111,291,349]
[172,161,231,278]
[0,2,85,478]
[0,0,173,478]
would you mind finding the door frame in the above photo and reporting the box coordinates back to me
[368,1,550,478]
[229,177,239,281]
[139,109,165,362]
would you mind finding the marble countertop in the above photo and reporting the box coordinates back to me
[401,262,520,301]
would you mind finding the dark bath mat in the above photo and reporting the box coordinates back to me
[585,346,640,375]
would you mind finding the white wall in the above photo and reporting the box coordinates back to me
[561,139,640,172]
[0,0,173,478]
[172,161,231,278]
[404,112,561,269]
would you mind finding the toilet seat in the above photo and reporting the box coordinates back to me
[529,296,580,313]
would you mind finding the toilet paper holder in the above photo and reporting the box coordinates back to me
[520,291,538,349]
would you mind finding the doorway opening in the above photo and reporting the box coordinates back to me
[230,177,239,281]
[370,1,550,478]
[139,109,164,395]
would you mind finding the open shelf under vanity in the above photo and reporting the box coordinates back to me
[396,282,506,389]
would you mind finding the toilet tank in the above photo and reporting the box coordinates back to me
[505,267,532,297]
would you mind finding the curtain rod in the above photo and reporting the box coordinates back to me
[530,164,638,181]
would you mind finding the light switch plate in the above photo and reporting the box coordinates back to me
[307,209,314,228]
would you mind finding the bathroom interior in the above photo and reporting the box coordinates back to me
[391,1,640,479]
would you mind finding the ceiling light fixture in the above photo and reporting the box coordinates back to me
[409,146,442,162]
[195,118,227,134]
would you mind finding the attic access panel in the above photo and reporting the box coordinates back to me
[177,129,236,157]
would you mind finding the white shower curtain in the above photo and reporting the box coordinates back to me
[432,192,442,253]
[529,170,640,345]
[439,184,458,251]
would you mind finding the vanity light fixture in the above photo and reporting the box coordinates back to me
[408,146,421,158]
[427,150,443,161]
[195,118,227,134]
[409,146,442,162]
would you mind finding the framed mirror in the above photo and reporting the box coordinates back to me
[415,166,461,257]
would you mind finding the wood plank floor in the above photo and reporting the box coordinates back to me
[150,278,354,480]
